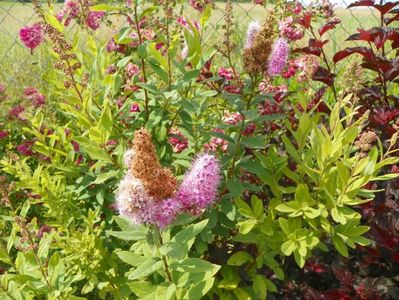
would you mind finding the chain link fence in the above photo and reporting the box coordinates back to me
[0,0,380,91]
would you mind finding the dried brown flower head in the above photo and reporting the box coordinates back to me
[355,130,378,153]
[130,129,177,201]
[243,13,276,74]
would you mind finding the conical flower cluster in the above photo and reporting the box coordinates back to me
[267,38,289,77]
[243,13,276,74]
[116,129,220,228]
[176,154,220,215]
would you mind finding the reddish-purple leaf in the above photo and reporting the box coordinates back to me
[312,66,335,86]
[347,0,374,8]
[333,47,374,63]
[361,57,392,73]
[298,12,312,29]
[347,28,394,49]
[384,60,399,81]
[384,13,399,25]
[294,39,327,57]
[294,47,321,56]
[374,2,399,15]
[318,18,341,37]
[370,224,399,249]
[331,263,354,286]
[309,87,329,113]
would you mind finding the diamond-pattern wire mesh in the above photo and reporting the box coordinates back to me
[0,1,380,91]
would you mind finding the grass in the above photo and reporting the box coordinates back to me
[0,1,380,96]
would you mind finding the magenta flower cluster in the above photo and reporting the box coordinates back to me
[279,17,304,41]
[168,128,189,153]
[86,11,105,30]
[116,152,220,228]
[56,0,105,30]
[126,63,140,78]
[23,87,45,108]
[204,128,228,153]
[56,0,80,26]
[16,140,34,156]
[218,67,234,81]
[267,38,289,77]
[19,23,43,50]
[0,130,8,139]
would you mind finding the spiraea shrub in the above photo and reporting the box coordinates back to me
[0,0,398,299]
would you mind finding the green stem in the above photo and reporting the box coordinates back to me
[158,231,172,282]
[133,4,150,124]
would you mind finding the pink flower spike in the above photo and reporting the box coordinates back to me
[267,38,289,77]
[19,23,43,50]
[245,21,260,49]
[153,198,181,228]
[176,154,220,215]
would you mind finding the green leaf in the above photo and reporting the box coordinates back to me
[332,235,348,257]
[106,230,146,241]
[187,277,215,300]
[227,252,253,266]
[183,69,200,82]
[115,251,148,267]
[37,232,52,260]
[275,203,296,213]
[303,207,321,219]
[251,195,264,219]
[281,240,295,256]
[90,4,115,11]
[295,184,311,206]
[241,136,266,149]
[238,219,258,235]
[141,283,176,300]
[253,275,267,300]
[48,252,64,289]
[235,198,255,218]
[234,287,252,300]
[171,258,220,275]
[44,11,63,32]
[331,207,347,224]
[149,62,169,83]
[73,137,113,164]
[160,242,186,260]
[114,215,139,231]
[128,258,163,280]
[148,43,168,69]
[226,180,244,197]
[93,170,118,184]
[128,281,157,298]
[171,219,208,243]
[0,244,11,264]
[294,250,305,268]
